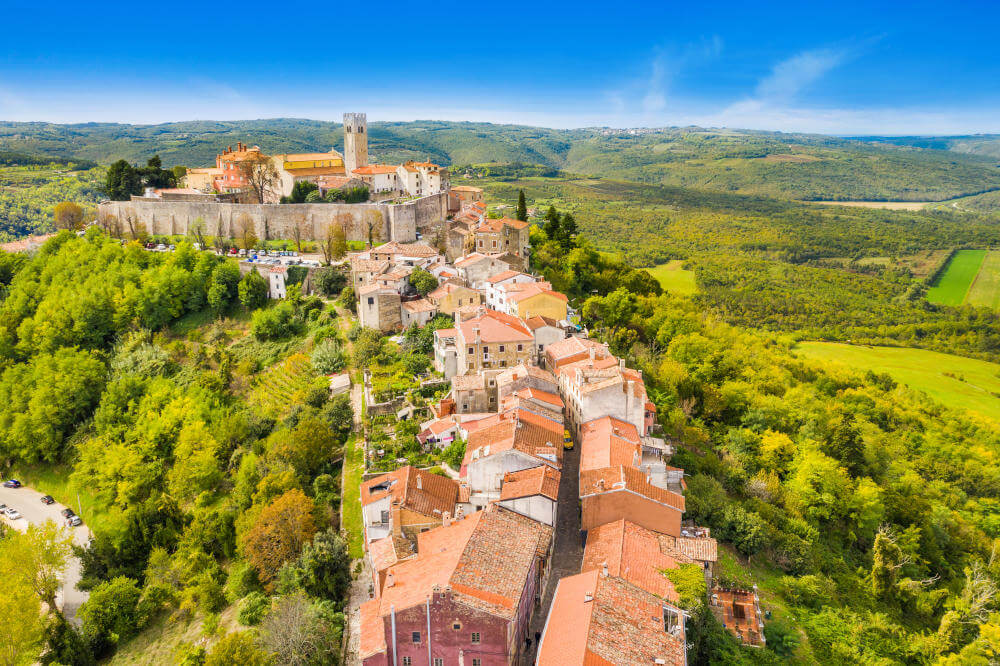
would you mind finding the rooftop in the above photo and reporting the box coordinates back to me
[457,308,533,344]
[579,465,685,512]
[486,269,529,284]
[360,466,459,517]
[401,298,437,313]
[545,336,612,363]
[580,416,642,473]
[372,241,440,258]
[537,570,686,666]
[582,519,691,601]
[500,465,561,502]
[463,410,564,468]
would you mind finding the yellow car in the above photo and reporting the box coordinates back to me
[563,429,573,450]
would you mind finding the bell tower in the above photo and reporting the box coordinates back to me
[343,112,368,175]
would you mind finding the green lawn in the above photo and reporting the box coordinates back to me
[795,341,1000,423]
[926,249,986,306]
[966,250,1000,309]
[341,434,365,559]
[647,260,697,295]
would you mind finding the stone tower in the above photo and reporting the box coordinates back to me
[343,112,368,175]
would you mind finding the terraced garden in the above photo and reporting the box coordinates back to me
[248,352,318,417]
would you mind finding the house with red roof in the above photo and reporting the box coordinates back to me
[360,505,552,666]
[579,465,685,536]
[474,217,530,260]
[454,308,535,376]
[536,569,686,666]
[498,465,561,526]
[360,466,461,545]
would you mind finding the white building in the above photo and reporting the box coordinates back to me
[268,267,287,299]
[485,270,536,309]
[498,466,560,526]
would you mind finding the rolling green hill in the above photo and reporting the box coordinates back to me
[2,120,998,202]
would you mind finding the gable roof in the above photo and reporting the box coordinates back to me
[579,465,685,512]
[402,298,437,314]
[457,309,533,344]
[537,570,685,666]
[486,269,529,284]
[580,416,642,473]
[505,283,569,304]
[372,241,439,258]
[360,466,459,517]
[375,506,552,621]
[525,314,561,330]
[454,252,490,268]
[582,519,691,601]
[500,465,561,502]
[545,336,612,364]
[463,410,564,468]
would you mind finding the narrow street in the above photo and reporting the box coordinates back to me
[526,439,583,663]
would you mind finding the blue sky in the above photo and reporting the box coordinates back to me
[2,0,999,134]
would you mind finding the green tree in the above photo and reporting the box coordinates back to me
[408,267,438,296]
[40,612,95,666]
[53,201,86,231]
[311,338,346,374]
[251,302,300,341]
[105,160,140,201]
[289,181,318,204]
[351,328,384,368]
[313,268,346,297]
[78,576,144,657]
[541,205,560,239]
[277,529,351,601]
[515,189,528,221]
[239,271,268,310]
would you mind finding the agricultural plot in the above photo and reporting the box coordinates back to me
[248,352,317,417]
[647,260,697,295]
[795,342,1000,423]
[966,251,1000,309]
[926,249,987,306]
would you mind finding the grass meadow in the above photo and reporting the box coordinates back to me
[926,249,987,306]
[647,260,697,295]
[795,341,1000,423]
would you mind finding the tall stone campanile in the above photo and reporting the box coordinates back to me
[343,112,368,175]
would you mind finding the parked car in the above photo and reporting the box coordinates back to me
[145,242,155,249]
[2,479,21,488]
[40,495,55,505]
[228,247,239,255]
[156,244,167,251]
[5,507,22,520]
[60,508,75,519]
[168,244,176,251]
[563,429,574,450]
[66,515,82,527]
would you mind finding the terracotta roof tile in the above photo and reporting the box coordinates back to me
[582,519,691,601]
[359,599,386,659]
[579,466,685,512]
[500,465,561,501]
[580,416,642,473]
[463,410,564,468]
[360,466,459,517]
[402,298,437,313]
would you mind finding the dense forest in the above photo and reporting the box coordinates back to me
[531,217,1000,664]
[1,232,355,664]
[1,119,998,201]
[0,164,104,240]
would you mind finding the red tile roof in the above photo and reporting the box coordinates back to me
[579,465,685,512]
[582,519,691,601]
[579,416,642,473]
[457,309,533,344]
[359,599,387,659]
[500,465,561,501]
[537,570,686,665]
[374,506,552,621]
[360,466,459,517]
[464,410,564,468]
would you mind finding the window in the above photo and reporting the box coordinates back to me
[402,658,411,666]
[380,510,389,523]
[453,622,462,631]
[412,632,420,643]
[499,345,505,352]
[468,347,474,354]
[517,344,523,352]
[435,660,444,666]
[482,346,489,355]
[471,632,481,644]
[473,659,481,666]
[367,297,374,305]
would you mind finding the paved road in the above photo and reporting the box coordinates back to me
[0,484,92,622]
[527,440,584,661]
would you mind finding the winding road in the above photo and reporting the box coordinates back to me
[0,483,91,623]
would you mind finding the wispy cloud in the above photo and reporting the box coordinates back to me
[755,48,850,103]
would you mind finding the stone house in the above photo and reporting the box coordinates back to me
[455,309,534,375]
[454,253,515,289]
[498,465,560,527]
[536,569,686,666]
[543,337,612,374]
[473,217,530,259]
[461,409,563,508]
[427,282,482,315]
[359,466,461,546]
[499,283,568,322]
[451,374,490,414]
[495,364,559,401]
[351,165,401,194]
[524,316,564,366]
[358,284,402,332]
[359,505,552,666]
[401,298,438,328]
[558,356,654,437]
[499,387,565,424]
[350,256,391,288]
[484,271,536,309]
[370,240,441,266]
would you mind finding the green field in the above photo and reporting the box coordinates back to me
[966,251,1000,308]
[647,260,697,295]
[926,249,987,305]
[795,341,1000,423]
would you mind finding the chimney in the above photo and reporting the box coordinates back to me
[386,571,395,588]
[473,326,480,344]
[584,592,594,602]
[391,499,402,538]
[601,562,609,577]
[416,474,422,490]
[597,478,605,491]
[589,346,595,361]
[619,358,625,370]
[456,506,465,520]
[442,511,452,528]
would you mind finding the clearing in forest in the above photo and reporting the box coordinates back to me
[648,260,697,295]
[926,249,987,306]
[965,251,1000,309]
[795,342,1000,423]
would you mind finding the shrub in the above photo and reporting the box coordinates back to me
[79,576,144,657]
[238,591,271,626]
[250,302,300,341]
[226,561,263,602]
[313,268,346,297]
[311,338,347,374]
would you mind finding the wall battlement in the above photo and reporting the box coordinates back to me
[97,191,449,243]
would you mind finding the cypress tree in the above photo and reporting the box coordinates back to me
[515,190,528,221]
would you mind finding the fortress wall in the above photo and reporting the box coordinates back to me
[97,191,450,244]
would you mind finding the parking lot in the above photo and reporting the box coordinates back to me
[0,483,91,622]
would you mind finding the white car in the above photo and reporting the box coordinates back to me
[4,507,21,520]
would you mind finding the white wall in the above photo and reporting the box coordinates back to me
[499,495,557,526]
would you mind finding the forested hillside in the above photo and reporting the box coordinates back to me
[0,163,103,240]
[2,119,998,201]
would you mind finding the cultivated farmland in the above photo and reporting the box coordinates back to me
[926,249,987,305]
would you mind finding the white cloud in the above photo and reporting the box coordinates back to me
[755,48,849,103]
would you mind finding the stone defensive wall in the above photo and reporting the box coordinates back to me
[96,191,450,244]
